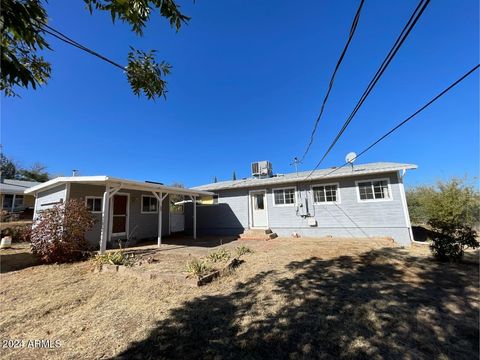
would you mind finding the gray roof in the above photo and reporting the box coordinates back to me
[0,179,40,195]
[193,162,417,191]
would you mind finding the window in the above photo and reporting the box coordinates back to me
[253,193,264,210]
[273,188,296,206]
[86,197,102,213]
[312,184,339,203]
[357,179,391,201]
[142,195,158,213]
[2,194,13,209]
[197,195,219,206]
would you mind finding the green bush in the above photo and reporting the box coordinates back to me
[235,245,254,257]
[206,248,231,262]
[1,224,32,242]
[92,251,135,268]
[410,178,480,262]
[185,258,212,277]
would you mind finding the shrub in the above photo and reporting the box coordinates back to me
[91,251,135,268]
[1,224,32,242]
[206,248,231,262]
[235,245,254,257]
[424,179,480,261]
[185,258,212,277]
[30,199,96,263]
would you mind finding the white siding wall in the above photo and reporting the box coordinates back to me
[188,171,413,246]
[34,185,67,218]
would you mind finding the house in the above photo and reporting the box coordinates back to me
[24,176,214,253]
[190,161,417,246]
[0,178,39,217]
[24,161,417,251]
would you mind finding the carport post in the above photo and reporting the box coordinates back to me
[99,186,110,254]
[158,192,163,246]
[193,195,197,240]
[152,192,169,247]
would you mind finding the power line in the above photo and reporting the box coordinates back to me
[304,64,479,181]
[305,0,431,179]
[34,22,126,71]
[299,0,365,163]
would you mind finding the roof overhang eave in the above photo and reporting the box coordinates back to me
[24,176,214,197]
[195,165,418,191]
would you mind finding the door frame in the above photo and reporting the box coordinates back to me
[248,189,269,229]
[109,192,130,238]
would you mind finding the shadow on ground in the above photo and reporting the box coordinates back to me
[0,247,39,273]
[113,248,479,359]
[129,235,239,250]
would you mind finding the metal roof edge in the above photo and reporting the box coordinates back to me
[193,163,418,191]
[24,176,213,196]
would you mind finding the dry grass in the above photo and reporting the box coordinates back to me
[0,237,478,359]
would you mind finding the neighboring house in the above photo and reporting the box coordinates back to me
[0,178,39,215]
[191,162,417,246]
[24,176,213,252]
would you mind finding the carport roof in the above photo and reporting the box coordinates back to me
[1,179,40,195]
[24,176,214,197]
[193,162,417,191]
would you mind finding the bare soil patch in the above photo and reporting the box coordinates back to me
[1,237,478,359]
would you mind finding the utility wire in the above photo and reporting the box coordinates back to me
[34,22,126,71]
[305,0,431,180]
[304,64,479,181]
[299,0,365,163]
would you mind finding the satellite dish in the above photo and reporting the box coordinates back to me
[345,152,357,164]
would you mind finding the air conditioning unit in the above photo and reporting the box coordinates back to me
[251,161,273,178]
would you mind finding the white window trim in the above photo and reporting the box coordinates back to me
[355,177,393,203]
[85,196,103,213]
[272,186,297,207]
[141,195,159,214]
[311,182,341,205]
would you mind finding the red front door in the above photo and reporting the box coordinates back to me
[112,195,128,235]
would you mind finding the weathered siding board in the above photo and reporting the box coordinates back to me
[267,173,406,229]
[67,184,169,247]
[127,190,169,240]
[69,183,105,246]
[189,171,412,245]
[35,185,67,214]
[185,189,249,235]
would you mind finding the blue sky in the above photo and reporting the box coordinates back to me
[2,0,479,188]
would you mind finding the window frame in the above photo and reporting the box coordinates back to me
[85,196,103,213]
[2,194,14,209]
[141,195,159,214]
[311,182,341,205]
[272,186,297,207]
[355,178,393,203]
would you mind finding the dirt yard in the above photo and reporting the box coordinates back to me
[0,237,478,359]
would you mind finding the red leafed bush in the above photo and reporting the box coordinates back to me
[31,199,96,263]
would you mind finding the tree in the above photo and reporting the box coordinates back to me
[232,171,237,181]
[411,178,480,262]
[17,162,50,182]
[0,153,17,178]
[406,186,436,225]
[1,0,190,99]
[169,182,185,212]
